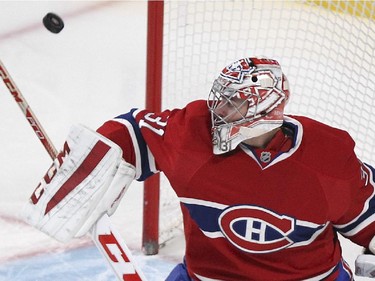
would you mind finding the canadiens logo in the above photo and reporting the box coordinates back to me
[219,205,294,253]
[220,58,256,83]
[181,198,327,255]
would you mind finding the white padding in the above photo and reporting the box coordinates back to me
[369,235,375,254]
[355,254,375,277]
[74,158,135,237]
[22,124,135,242]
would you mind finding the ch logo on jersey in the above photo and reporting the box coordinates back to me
[220,58,256,83]
[219,205,294,253]
[181,198,327,254]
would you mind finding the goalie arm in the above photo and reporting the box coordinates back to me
[23,107,162,242]
[96,110,160,182]
[332,162,375,278]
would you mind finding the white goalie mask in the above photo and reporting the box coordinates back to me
[207,57,290,154]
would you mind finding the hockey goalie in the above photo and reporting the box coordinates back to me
[23,57,375,280]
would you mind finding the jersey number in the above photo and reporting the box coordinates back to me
[139,113,167,136]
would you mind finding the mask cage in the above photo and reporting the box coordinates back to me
[208,78,262,130]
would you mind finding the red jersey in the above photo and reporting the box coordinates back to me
[97,100,375,281]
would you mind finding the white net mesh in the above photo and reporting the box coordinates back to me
[158,0,375,246]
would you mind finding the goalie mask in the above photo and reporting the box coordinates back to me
[208,57,290,154]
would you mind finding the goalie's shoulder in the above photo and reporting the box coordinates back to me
[131,100,211,145]
[291,115,355,151]
[133,100,210,125]
[289,115,358,180]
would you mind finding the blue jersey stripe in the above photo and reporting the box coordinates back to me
[335,163,375,235]
[115,109,155,181]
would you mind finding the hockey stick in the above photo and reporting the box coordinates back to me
[0,59,146,281]
[0,61,57,159]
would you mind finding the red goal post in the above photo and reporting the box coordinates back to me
[144,0,375,255]
[143,0,164,255]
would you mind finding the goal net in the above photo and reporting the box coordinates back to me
[146,0,375,253]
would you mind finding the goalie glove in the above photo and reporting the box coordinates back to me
[355,254,375,277]
[355,236,375,278]
[22,124,135,242]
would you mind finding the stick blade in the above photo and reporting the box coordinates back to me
[90,214,146,281]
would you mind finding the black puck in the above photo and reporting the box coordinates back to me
[43,13,64,34]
